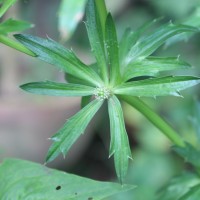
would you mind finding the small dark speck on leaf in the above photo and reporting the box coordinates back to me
[88,198,93,200]
[75,192,78,195]
[56,185,61,190]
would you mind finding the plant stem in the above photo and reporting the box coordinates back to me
[0,35,36,57]
[95,0,107,39]
[120,95,185,148]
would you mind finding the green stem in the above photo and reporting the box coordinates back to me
[95,0,107,39]
[0,35,36,57]
[120,95,185,147]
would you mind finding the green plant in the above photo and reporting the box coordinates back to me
[1,0,200,199]
[12,0,200,181]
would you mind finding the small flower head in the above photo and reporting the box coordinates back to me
[94,87,112,100]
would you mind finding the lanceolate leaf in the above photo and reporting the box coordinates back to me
[114,76,200,97]
[0,159,136,200]
[85,0,108,83]
[179,184,200,200]
[105,13,121,85]
[20,81,95,97]
[0,19,33,35]
[122,56,191,82]
[119,18,161,68]
[125,23,198,63]
[108,95,132,183]
[14,34,103,87]
[0,0,17,18]
[46,99,103,163]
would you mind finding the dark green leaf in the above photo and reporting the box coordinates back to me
[20,81,95,97]
[108,95,132,183]
[0,18,33,34]
[0,159,136,200]
[125,23,198,63]
[114,76,200,97]
[46,99,103,163]
[105,13,121,85]
[0,0,17,18]
[58,0,87,41]
[122,56,191,82]
[81,96,92,108]
[85,0,108,83]
[157,172,200,200]
[173,143,200,168]
[14,34,103,87]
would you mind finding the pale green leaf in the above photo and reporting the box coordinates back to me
[114,76,200,97]
[125,23,198,64]
[0,18,33,34]
[46,99,103,163]
[0,0,17,18]
[20,81,95,97]
[85,0,108,83]
[0,159,136,200]
[58,0,87,41]
[108,95,132,183]
[105,13,121,85]
[122,56,191,82]
[119,18,161,68]
[14,34,103,87]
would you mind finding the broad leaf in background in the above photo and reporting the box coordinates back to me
[0,159,136,200]
[173,143,200,168]
[58,0,87,41]
[157,172,200,200]
[0,0,16,18]
[0,18,33,35]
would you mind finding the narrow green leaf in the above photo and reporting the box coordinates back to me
[85,0,108,83]
[0,18,33,34]
[122,56,191,82]
[105,13,121,85]
[0,0,17,18]
[114,76,200,97]
[20,81,95,97]
[157,173,200,200]
[126,23,198,63]
[14,34,103,87]
[108,95,132,183]
[119,96,185,147]
[46,99,103,163]
[58,0,87,41]
[0,159,136,200]
[119,18,162,68]
[173,143,200,168]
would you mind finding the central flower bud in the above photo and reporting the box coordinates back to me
[94,87,112,100]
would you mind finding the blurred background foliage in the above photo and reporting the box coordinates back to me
[1,0,200,199]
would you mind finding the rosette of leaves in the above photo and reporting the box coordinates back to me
[15,0,200,182]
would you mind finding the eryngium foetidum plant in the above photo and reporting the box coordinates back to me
[16,0,200,182]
